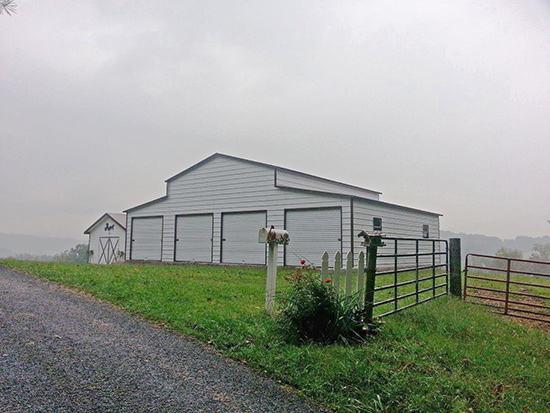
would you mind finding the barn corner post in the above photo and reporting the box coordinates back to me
[449,238,462,297]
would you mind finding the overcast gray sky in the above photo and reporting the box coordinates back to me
[1,0,549,241]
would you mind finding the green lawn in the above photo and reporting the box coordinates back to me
[2,259,549,412]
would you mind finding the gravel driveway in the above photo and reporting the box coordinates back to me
[0,267,322,412]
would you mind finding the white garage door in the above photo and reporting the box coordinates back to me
[222,212,266,265]
[131,217,163,261]
[285,208,342,266]
[175,214,213,262]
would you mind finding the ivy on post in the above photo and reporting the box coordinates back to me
[258,226,289,314]
[358,230,385,323]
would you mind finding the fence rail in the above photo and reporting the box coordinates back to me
[464,253,550,324]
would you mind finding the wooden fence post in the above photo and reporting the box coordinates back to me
[449,238,462,297]
[364,246,378,323]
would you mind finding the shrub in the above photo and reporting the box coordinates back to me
[277,267,369,345]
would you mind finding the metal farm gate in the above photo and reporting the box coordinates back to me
[464,254,550,324]
[368,236,449,319]
[319,235,450,322]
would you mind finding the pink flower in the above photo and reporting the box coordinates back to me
[325,278,331,283]
[300,260,306,265]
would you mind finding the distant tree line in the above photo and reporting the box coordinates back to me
[495,244,550,262]
[471,244,550,276]
[440,230,550,260]
[10,244,89,263]
[11,253,55,262]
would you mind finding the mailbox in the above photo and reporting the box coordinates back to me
[258,225,289,245]
[357,230,386,247]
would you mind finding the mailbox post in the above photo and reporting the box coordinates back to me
[258,226,289,314]
[358,230,385,323]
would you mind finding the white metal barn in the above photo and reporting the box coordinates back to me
[124,154,441,266]
[84,213,127,264]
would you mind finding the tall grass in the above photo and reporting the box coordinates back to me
[2,259,549,412]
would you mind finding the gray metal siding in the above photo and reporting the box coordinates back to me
[353,200,441,267]
[353,201,440,239]
[175,214,213,262]
[130,217,163,261]
[221,211,267,265]
[284,208,342,266]
[276,169,379,200]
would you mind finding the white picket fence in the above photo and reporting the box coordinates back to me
[319,251,366,298]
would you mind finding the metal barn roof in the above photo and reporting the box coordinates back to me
[125,153,441,216]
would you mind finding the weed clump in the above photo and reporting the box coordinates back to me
[277,266,369,345]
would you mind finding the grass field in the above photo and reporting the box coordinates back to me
[1,259,549,412]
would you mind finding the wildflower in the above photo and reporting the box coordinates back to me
[325,278,331,283]
[300,259,306,265]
